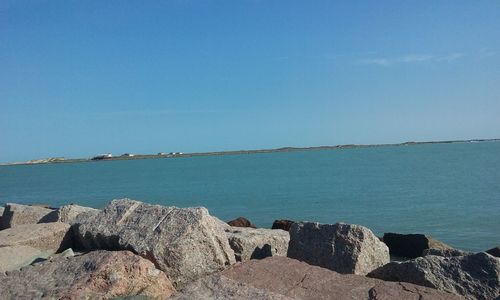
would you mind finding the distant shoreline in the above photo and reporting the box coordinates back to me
[2,138,499,166]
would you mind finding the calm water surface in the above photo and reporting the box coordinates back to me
[1,141,499,251]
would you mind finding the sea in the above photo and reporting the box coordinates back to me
[1,141,499,252]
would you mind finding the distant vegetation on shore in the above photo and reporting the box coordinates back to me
[2,138,499,166]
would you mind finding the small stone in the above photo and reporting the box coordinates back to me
[227,217,256,228]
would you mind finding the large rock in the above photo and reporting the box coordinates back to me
[287,222,389,275]
[172,256,461,299]
[75,199,235,288]
[227,217,256,228]
[225,227,289,262]
[0,245,51,272]
[368,252,500,300]
[0,222,72,252]
[0,250,175,299]
[486,246,500,258]
[271,219,294,231]
[0,203,58,229]
[56,204,99,224]
[383,232,451,258]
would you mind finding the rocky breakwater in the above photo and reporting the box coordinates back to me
[74,199,235,288]
[2,199,497,299]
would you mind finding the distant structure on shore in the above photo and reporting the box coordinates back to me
[91,153,113,160]
[121,153,134,157]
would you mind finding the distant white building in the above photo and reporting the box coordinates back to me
[121,153,134,157]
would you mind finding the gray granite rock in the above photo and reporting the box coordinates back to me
[287,222,389,275]
[0,250,175,299]
[56,204,99,224]
[172,256,461,300]
[368,252,500,300]
[75,199,235,288]
[383,233,452,258]
[0,203,58,229]
[422,248,472,257]
[0,245,52,272]
[225,227,289,262]
[0,222,72,252]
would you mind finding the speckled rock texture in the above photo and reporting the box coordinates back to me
[368,252,500,300]
[0,222,72,252]
[0,250,175,299]
[226,226,289,261]
[74,199,235,288]
[287,222,389,275]
[171,256,461,300]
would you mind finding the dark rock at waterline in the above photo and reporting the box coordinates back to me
[486,246,500,258]
[227,217,256,228]
[271,219,295,231]
[383,233,451,259]
[368,252,500,300]
[287,222,389,275]
[173,256,461,299]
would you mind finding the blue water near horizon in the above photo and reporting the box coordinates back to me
[1,141,499,252]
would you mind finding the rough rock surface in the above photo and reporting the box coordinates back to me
[422,248,472,257]
[368,252,500,300]
[486,246,500,258]
[227,217,256,228]
[0,203,58,229]
[383,233,451,258]
[0,222,72,252]
[170,274,291,300]
[271,219,295,231]
[0,245,51,272]
[173,256,461,300]
[287,222,389,275]
[0,250,175,299]
[56,204,99,224]
[225,227,289,262]
[75,199,235,288]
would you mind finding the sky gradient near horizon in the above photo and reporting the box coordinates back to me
[1,1,500,162]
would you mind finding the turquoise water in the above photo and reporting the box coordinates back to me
[1,141,499,252]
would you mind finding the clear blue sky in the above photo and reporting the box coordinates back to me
[1,1,499,162]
